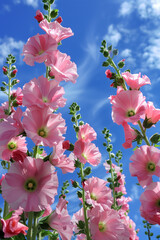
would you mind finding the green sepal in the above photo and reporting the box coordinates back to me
[150,133,160,144]
[51,9,59,18]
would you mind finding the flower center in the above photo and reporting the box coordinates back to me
[7,141,17,150]
[24,178,37,192]
[127,109,135,117]
[147,162,155,172]
[38,128,47,138]
[156,199,160,208]
[38,50,44,55]
[90,192,98,201]
[98,222,106,232]
[81,153,87,160]
[42,97,48,103]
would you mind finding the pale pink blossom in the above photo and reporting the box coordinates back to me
[122,122,137,149]
[50,142,75,173]
[48,197,73,240]
[22,33,57,66]
[73,140,101,166]
[130,145,160,188]
[0,136,27,161]
[22,75,66,110]
[120,214,139,240]
[1,207,28,238]
[84,177,113,209]
[140,182,160,224]
[39,19,73,43]
[0,107,24,146]
[2,157,58,212]
[78,123,97,142]
[122,72,151,90]
[117,196,132,213]
[111,90,146,125]
[42,204,52,217]
[23,107,66,147]
[144,101,160,127]
[0,102,15,120]
[11,87,23,106]
[72,208,84,234]
[103,162,121,173]
[46,50,78,83]
[89,206,129,240]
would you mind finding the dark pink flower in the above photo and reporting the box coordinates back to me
[22,33,57,66]
[56,16,63,24]
[105,69,112,78]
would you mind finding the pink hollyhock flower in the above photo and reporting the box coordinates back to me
[78,123,97,142]
[84,177,113,209]
[143,101,160,128]
[0,107,24,146]
[73,140,101,166]
[48,197,73,240]
[122,122,137,149]
[2,157,58,212]
[120,214,139,240]
[140,182,160,224]
[0,174,5,185]
[42,204,52,217]
[50,142,75,173]
[1,207,28,238]
[105,69,112,78]
[34,10,44,23]
[23,107,66,147]
[0,102,15,120]
[0,136,27,161]
[39,19,73,43]
[22,33,57,66]
[22,75,66,110]
[114,172,127,195]
[122,72,151,90]
[130,145,160,188]
[46,50,78,83]
[72,208,84,234]
[11,87,23,106]
[117,196,132,213]
[89,206,129,240]
[111,90,146,125]
[103,162,121,173]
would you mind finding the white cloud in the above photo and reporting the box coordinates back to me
[3,5,11,12]
[119,2,133,16]
[103,25,121,47]
[14,0,39,8]
[0,37,24,65]
[130,185,140,201]
[121,49,135,65]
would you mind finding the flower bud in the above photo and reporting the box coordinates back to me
[34,10,44,23]
[2,67,8,75]
[56,16,63,24]
[62,140,70,150]
[105,69,112,78]
[11,69,18,77]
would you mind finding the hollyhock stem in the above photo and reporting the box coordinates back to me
[46,66,49,79]
[3,201,9,218]
[80,163,91,240]
[109,156,117,208]
[138,120,150,146]
[27,212,34,240]
[8,64,12,114]
[32,213,38,240]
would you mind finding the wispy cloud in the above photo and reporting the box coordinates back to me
[119,2,133,16]
[103,25,121,47]
[0,37,24,65]
[130,185,140,201]
[3,5,11,12]
[14,0,39,8]
[120,49,135,65]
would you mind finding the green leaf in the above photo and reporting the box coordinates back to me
[51,9,59,18]
[108,45,112,51]
[150,133,160,144]
[102,61,109,67]
[44,4,49,10]
[118,61,125,68]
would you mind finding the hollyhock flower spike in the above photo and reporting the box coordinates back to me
[129,145,160,188]
[46,50,78,83]
[143,101,160,128]
[22,75,66,110]
[2,157,58,212]
[48,197,73,240]
[23,107,66,147]
[22,33,57,66]
[1,207,28,238]
[73,140,101,166]
[140,182,160,225]
[122,72,151,90]
[39,19,73,43]
[111,90,146,125]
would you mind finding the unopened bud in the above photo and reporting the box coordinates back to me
[56,16,63,24]
[62,140,70,150]
[11,69,18,77]
[105,69,112,78]
[2,67,8,74]
[34,10,44,23]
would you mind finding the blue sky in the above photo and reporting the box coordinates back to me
[1,0,160,239]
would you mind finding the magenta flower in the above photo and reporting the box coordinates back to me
[122,72,151,90]
[2,157,58,212]
[48,197,73,240]
[73,140,101,166]
[22,75,66,110]
[122,122,137,149]
[78,123,97,142]
[84,177,113,209]
[140,182,160,224]
[22,33,57,66]
[111,90,146,125]
[129,145,160,188]
[0,136,27,161]
[39,19,73,43]
[23,107,66,147]
[46,50,78,83]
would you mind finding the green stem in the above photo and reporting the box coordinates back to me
[80,163,91,240]
[138,121,150,146]
[27,212,34,240]
[109,153,117,209]
[32,213,38,240]
[3,201,9,218]
[8,64,12,114]
[48,3,51,22]
[33,145,38,158]
[146,222,151,240]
